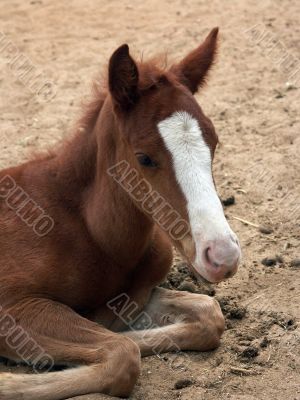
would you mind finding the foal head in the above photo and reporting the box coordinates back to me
[106,28,241,283]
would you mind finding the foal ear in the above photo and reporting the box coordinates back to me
[109,44,139,112]
[171,27,219,94]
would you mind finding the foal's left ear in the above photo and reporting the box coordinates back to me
[170,27,219,94]
[109,44,139,112]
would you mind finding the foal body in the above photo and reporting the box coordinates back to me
[0,28,240,399]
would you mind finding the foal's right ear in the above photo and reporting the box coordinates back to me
[170,28,219,94]
[109,44,139,112]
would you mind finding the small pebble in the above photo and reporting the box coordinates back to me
[174,379,194,390]
[261,257,277,267]
[275,91,284,99]
[259,226,273,234]
[241,346,259,359]
[222,196,235,206]
[286,318,295,327]
[260,337,270,348]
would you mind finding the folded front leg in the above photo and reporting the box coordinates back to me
[122,287,225,356]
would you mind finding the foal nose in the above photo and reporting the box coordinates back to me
[203,235,241,281]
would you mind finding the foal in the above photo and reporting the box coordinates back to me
[0,28,241,399]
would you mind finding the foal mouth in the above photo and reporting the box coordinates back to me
[174,237,236,284]
[187,262,211,283]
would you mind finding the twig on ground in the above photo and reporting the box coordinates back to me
[232,216,260,228]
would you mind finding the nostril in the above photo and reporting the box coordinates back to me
[204,247,210,264]
[205,247,220,268]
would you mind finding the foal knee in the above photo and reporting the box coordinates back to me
[204,297,225,349]
[191,296,225,350]
[108,337,141,397]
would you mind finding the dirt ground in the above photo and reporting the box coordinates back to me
[0,0,299,399]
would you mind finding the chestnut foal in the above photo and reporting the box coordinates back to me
[0,28,241,399]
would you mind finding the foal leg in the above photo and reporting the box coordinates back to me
[122,287,225,356]
[0,299,141,400]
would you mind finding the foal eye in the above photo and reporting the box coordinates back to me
[136,153,157,168]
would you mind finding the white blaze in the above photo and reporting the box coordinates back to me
[157,111,233,248]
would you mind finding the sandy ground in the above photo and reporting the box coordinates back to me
[0,0,299,399]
